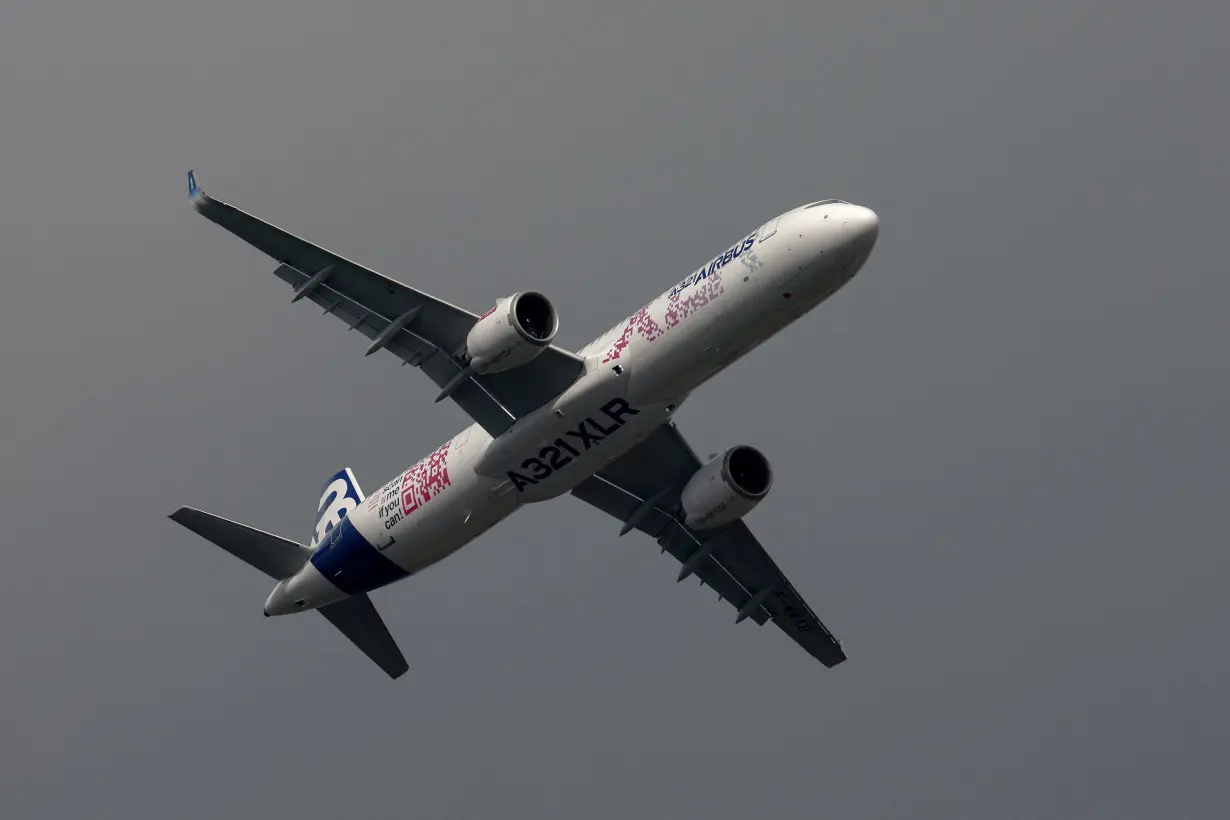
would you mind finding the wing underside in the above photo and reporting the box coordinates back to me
[572,423,848,667]
[187,170,585,435]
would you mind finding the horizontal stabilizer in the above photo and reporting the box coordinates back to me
[318,594,409,679]
[169,507,311,580]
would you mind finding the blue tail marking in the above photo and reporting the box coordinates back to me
[310,515,409,596]
[188,169,200,199]
[312,467,365,548]
[309,467,407,595]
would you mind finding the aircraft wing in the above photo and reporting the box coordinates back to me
[571,422,848,667]
[187,171,585,437]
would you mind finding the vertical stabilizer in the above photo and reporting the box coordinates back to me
[312,468,365,548]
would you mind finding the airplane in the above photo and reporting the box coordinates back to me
[170,170,880,679]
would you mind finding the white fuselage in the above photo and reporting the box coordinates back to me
[265,200,879,615]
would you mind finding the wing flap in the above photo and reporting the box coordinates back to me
[571,423,848,667]
[189,172,585,434]
[570,477,769,623]
[274,263,516,434]
[193,189,475,344]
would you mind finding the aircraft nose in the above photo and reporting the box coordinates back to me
[843,204,879,248]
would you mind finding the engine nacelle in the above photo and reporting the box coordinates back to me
[464,291,559,374]
[680,445,773,530]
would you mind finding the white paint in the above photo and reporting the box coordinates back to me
[293,201,879,604]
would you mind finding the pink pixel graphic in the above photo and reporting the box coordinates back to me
[602,269,726,362]
[601,306,667,363]
[665,268,724,328]
[400,441,452,516]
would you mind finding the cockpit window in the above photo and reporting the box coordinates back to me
[804,199,846,208]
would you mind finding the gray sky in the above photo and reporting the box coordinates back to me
[2,2,1227,818]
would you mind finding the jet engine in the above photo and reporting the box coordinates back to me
[464,291,559,374]
[680,445,773,530]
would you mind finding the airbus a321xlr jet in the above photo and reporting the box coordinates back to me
[171,170,880,679]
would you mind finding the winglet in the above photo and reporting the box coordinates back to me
[188,169,202,201]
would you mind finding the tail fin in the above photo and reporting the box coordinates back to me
[312,467,365,548]
[169,503,409,680]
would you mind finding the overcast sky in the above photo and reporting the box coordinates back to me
[1,2,1227,818]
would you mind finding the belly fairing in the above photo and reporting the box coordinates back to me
[471,357,673,502]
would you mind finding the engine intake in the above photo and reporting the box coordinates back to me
[464,291,559,374]
[512,291,555,342]
[680,445,773,530]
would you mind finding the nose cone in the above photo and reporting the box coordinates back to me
[842,204,879,248]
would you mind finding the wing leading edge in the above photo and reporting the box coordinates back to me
[571,423,848,668]
[186,170,585,436]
